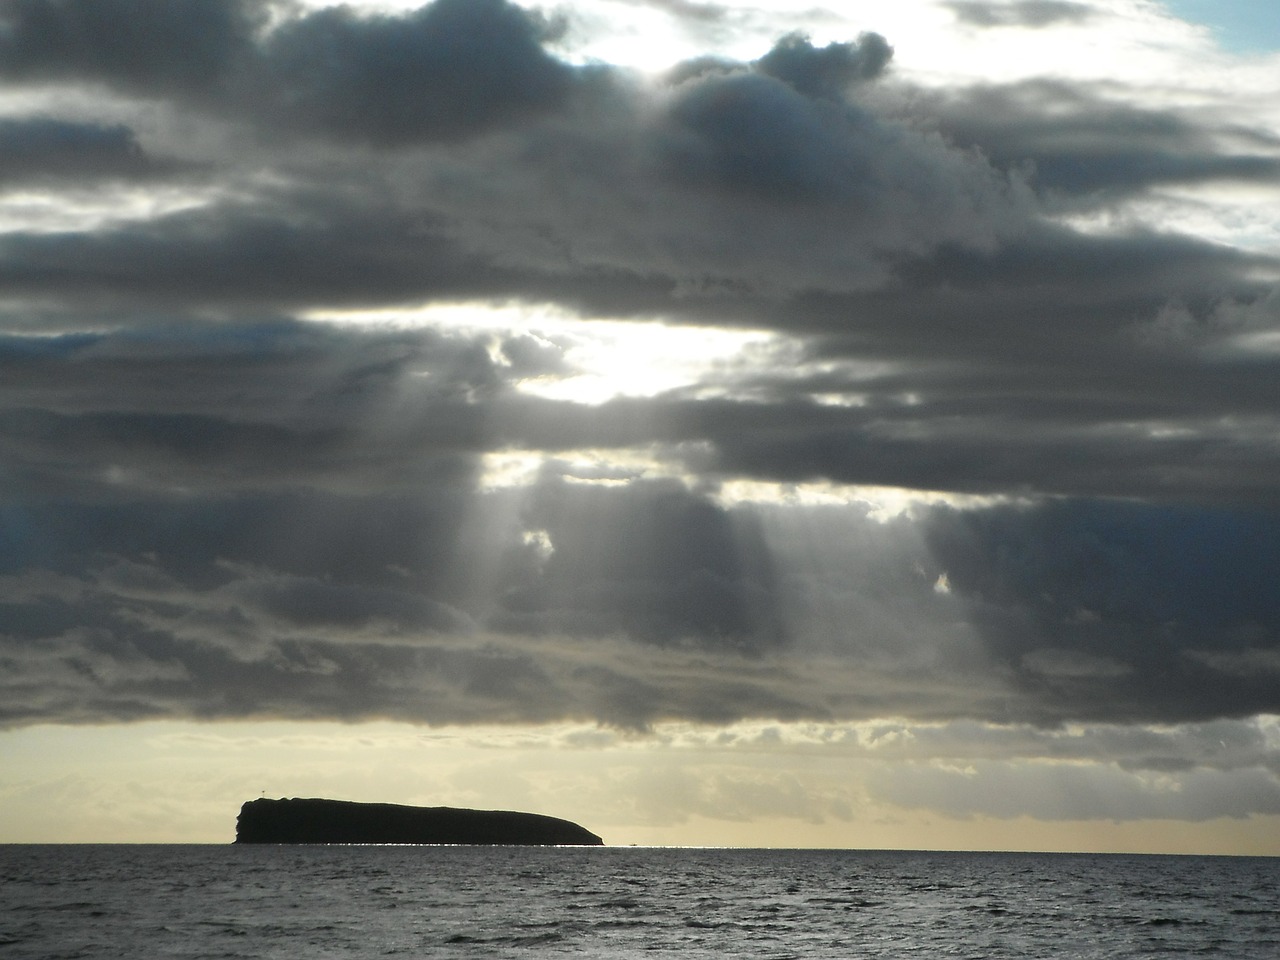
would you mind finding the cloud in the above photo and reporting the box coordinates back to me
[922,499,1280,724]
[255,0,575,144]
[488,470,785,650]
[0,320,502,499]
[612,0,731,25]
[754,31,893,100]
[3,435,1278,730]
[868,759,1280,822]
[0,117,175,183]
[0,0,263,93]
[1,296,1279,731]
[659,67,933,210]
[0,0,1277,769]
[914,79,1280,203]
[0,0,576,145]
[944,1,1094,29]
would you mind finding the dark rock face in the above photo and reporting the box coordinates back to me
[235,798,604,845]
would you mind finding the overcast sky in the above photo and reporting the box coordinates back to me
[2,0,1279,850]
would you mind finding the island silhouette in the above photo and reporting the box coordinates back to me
[235,797,604,845]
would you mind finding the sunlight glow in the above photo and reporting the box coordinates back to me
[0,186,213,233]
[712,479,1019,518]
[1055,182,1280,253]
[515,320,772,404]
[478,446,699,491]
[477,449,1026,519]
[305,300,775,405]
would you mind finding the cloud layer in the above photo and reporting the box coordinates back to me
[1,0,1278,774]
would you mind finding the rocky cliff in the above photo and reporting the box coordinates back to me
[235,798,604,845]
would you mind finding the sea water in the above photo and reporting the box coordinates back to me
[2,845,1277,958]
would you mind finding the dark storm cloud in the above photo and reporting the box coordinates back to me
[944,1,1093,29]
[754,31,892,99]
[0,481,793,728]
[690,286,1280,506]
[0,0,262,92]
[0,0,575,144]
[0,319,505,502]
[0,202,511,310]
[2,310,1279,729]
[4,396,1280,729]
[0,117,174,182]
[1,0,1279,738]
[256,0,575,144]
[0,26,1016,308]
[655,34,902,205]
[661,71,874,201]
[0,189,696,317]
[0,406,785,653]
[912,80,1280,202]
[922,499,1280,725]
[6,478,1276,729]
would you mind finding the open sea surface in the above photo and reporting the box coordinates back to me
[2,845,1277,958]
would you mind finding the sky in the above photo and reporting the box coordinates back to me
[1163,1,1280,52]
[1,0,1279,852]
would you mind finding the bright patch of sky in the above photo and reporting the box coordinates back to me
[478,447,697,490]
[1058,183,1280,256]
[0,186,215,234]
[522,0,1271,86]
[1162,0,1280,53]
[306,302,774,404]
[318,1,1194,79]
[712,480,1020,517]
[477,446,1016,515]
[314,0,1280,80]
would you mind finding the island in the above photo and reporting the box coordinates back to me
[234,797,604,845]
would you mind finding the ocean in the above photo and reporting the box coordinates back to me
[2,845,1277,958]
